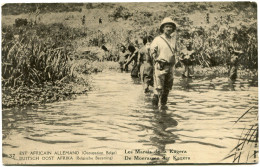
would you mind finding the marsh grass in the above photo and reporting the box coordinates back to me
[222,107,258,163]
[2,24,76,87]
[1,23,91,107]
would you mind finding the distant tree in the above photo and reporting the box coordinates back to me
[14,18,28,27]
[109,6,133,21]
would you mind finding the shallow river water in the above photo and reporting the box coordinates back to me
[2,70,258,164]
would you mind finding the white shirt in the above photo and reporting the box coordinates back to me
[150,34,177,64]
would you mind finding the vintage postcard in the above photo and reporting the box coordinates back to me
[1,1,258,165]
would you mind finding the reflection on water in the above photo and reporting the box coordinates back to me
[148,111,178,164]
[2,70,258,164]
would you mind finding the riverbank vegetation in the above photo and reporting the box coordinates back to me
[2,2,257,108]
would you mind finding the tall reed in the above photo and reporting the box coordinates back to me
[2,23,82,88]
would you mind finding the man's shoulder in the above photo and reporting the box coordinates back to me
[151,36,164,46]
[153,35,163,41]
[154,35,162,39]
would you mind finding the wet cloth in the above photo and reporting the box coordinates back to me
[180,49,195,66]
[153,64,174,105]
[154,64,173,90]
[131,62,139,77]
[229,66,237,80]
[138,46,153,85]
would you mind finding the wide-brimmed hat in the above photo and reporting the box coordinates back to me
[160,17,177,33]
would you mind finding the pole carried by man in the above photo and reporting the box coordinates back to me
[150,17,178,110]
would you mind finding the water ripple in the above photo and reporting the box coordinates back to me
[2,71,258,164]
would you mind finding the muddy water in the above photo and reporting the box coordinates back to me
[2,70,258,164]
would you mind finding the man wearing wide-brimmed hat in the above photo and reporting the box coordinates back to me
[150,17,178,110]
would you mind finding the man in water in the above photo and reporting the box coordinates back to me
[138,36,154,93]
[118,45,128,72]
[124,44,139,78]
[180,41,196,78]
[150,17,178,110]
[228,46,243,81]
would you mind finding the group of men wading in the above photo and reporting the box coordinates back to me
[118,17,242,110]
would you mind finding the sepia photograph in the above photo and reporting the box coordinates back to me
[1,1,258,165]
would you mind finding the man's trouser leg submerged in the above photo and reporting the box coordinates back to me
[153,65,173,108]
[161,72,173,106]
[141,63,153,92]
